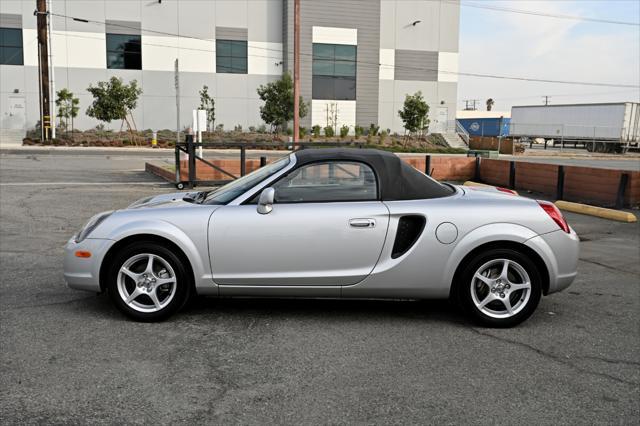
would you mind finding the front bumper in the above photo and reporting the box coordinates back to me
[63,237,115,292]
[525,227,580,294]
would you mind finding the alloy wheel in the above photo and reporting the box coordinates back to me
[116,253,178,313]
[469,258,532,319]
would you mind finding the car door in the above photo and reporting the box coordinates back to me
[210,161,390,287]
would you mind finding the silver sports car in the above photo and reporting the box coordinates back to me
[64,148,579,327]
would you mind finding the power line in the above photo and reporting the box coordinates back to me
[464,89,638,103]
[448,0,640,27]
[45,10,640,89]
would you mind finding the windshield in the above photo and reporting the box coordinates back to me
[203,155,290,204]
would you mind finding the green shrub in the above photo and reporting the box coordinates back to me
[369,123,380,136]
[379,130,388,144]
[324,126,335,137]
[234,124,243,132]
[299,126,307,138]
[248,125,256,132]
[312,125,321,138]
[286,127,293,136]
[257,124,267,133]
[340,125,349,138]
[354,125,364,137]
[216,123,224,132]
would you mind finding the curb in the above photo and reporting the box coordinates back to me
[145,161,175,183]
[463,181,492,188]
[555,200,637,223]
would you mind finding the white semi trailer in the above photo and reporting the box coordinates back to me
[510,102,640,153]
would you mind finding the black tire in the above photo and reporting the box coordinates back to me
[106,241,192,322]
[454,248,542,328]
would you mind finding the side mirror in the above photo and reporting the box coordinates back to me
[257,187,275,215]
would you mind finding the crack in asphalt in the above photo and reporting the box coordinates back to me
[469,327,640,387]
[574,355,640,367]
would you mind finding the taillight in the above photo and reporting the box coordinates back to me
[537,200,570,233]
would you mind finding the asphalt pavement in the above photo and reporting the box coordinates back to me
[0,151,638,424]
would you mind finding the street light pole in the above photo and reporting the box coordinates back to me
[293,0,300,146]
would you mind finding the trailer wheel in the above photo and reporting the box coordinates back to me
[586,143,594,152]
[176,182,185,190]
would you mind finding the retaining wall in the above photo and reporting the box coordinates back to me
[148,154,639,207]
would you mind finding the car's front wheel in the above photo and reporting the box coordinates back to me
[456,248,542,327]
[106,242,192,321]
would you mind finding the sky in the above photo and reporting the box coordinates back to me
[456,0,640,112]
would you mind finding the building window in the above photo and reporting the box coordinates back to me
[0,27,23,65]
[312,43,356,100]
[216,40,247,74]
[106,33,141,70]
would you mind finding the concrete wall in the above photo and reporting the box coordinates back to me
[1,0,283,132]
[283,0,381,130]
[479,159,640,207]
[378,0,459,134]
[1,0,459,135]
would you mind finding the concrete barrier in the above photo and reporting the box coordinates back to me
[555,200,637,223]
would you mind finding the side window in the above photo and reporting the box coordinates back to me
[216,39,248,74]
[106,33,141,70]
[272,161,377,203]
[0,27,23,65]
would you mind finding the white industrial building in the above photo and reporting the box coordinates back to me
[1,0,460,142]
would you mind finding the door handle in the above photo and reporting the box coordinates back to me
[349,218,376,228]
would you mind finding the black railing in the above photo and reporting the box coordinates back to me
[174,139,366,189]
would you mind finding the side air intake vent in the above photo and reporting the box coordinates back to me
[391,215,426,259]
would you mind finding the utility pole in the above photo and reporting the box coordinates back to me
[47,0,55,139]
[293,0,300,145]
[36,0,51,140]
[543,96,551,106]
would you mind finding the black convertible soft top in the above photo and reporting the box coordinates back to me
[293,148,453,201]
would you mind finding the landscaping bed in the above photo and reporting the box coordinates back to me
[23,129,467,154]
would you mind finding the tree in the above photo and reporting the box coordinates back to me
[256,72,307,132]
[199,85,215,131]
[55,88,79,133]
[398,91,430,139]
[86,77,142,135]
[486,98,495,111]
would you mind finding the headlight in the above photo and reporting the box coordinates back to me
[75,211,113,243]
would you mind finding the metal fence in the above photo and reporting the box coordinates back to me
[174,140,366,189]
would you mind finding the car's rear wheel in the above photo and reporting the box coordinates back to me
[456,248,542,327]
[107,242,191,321]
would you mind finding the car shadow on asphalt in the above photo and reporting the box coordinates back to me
[65,293,467,325]
[184,296,468,325]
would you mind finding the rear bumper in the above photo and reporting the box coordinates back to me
[63,237,115,292]
[525,228,579,294]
